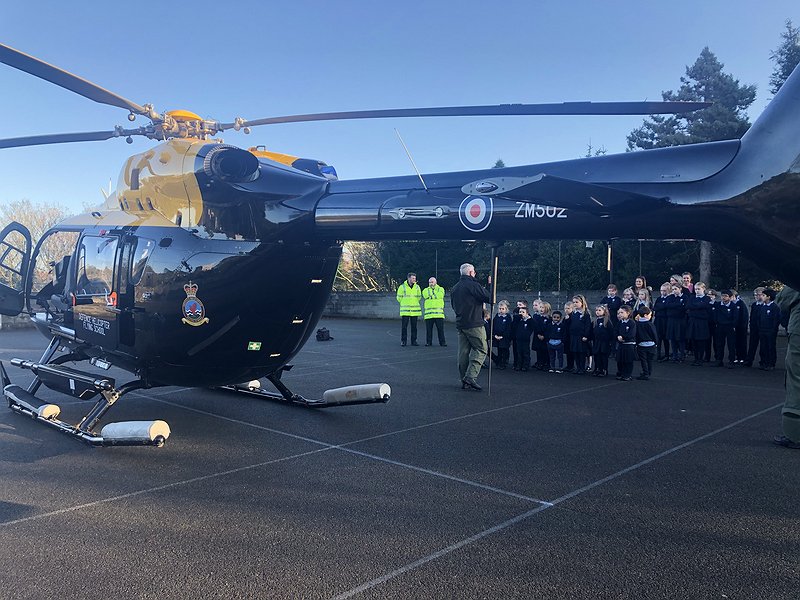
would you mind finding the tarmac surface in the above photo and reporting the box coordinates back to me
[0,318,797,600]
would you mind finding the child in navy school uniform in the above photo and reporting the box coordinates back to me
[635,306,658,380]
[732,289,749,363]
[546,310,565,372]
[568,295,592,375]
[653,282,671,361]
[513,306,534,371]
[562,301,575,372]
[491,300,513,370]
[745,287,764,367]
[601,284,623,356]
[592,304,614,377]
[511,299,528,371]
[533,301,552,371]
[714,289,739,368]
[706,289,718,362]
[758,288,781,370]
[615,306,637,381]
[686,282,713,366]
[665,284,687,361]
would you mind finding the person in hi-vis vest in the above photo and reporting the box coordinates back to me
[423,276,447,347]
[396,272,422,346]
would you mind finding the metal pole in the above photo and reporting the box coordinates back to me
[735,253,739,291]
[639,240,642,275]
[558,240,562,293]
[487,243,501,396]
[435,247,438,279]
[607,240,613,284]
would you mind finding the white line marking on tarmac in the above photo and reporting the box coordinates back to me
[0,446,333,528]
[147,396,551,506]
[330,402,784,599]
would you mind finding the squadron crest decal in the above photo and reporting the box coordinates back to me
[181,282,209,327]
[459,195,493,232]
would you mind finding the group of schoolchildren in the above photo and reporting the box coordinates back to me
[485,273,782,382]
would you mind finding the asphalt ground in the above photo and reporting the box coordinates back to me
[0,319,797,600]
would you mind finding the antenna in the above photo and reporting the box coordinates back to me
[394,128,428,192]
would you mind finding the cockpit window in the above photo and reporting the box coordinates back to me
[76,235,117,296]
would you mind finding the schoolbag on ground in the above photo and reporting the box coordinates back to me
[316,327,333,341]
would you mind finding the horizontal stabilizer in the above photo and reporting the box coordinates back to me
[462,174,669,215]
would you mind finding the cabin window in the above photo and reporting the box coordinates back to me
[76,235,118,296]
[131,238,155,285]
[131,168,140,190]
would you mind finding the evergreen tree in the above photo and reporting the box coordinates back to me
[627,47,755,150]
[626,48,756,283]
[770,19,800,94]
[493,159,506,168]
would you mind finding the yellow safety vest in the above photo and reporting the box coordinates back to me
[396,281,422,317]
[423,285,445,319]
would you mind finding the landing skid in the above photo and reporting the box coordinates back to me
[220,371,391,408]
[2,338,169,447]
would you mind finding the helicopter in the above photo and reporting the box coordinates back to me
[0,41,799,448]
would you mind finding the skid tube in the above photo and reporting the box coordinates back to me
[220,370,391,408]
[2,359,169,448]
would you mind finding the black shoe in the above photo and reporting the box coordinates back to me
[621,376,633,381]
[726,363,735,369]
[440,343,447,347]
[521,367,529,372]
[462,377,482,390]
[714,362,724,367]
[773,435,800,449]
[411,342,419,346]
[691,361,702,366]
[425,343,432,346]
[636,375,649,380]
[401,341,406,346]
[743,361,752,367]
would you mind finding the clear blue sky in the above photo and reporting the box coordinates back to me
[0,1,797,214]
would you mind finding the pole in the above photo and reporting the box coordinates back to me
[487,242,502,396]
[639,240,642,275]
[607,240,613,285]
[558,240,562,294]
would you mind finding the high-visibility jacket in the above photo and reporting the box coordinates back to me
[423,285,445,320]
[396,281,422,317]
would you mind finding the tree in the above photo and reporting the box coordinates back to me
[627,47,756,283]
[627,47,755,150]
[493,159,506,168]
[770,19,800,95]
[334,242,389,291]
[0,199,76,290]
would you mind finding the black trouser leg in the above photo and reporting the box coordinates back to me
[401,316,410,343]
[435,319,446,345]
[747,330,759,364]
[425,319,434,345]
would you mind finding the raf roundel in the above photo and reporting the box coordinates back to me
[459,196,494,232]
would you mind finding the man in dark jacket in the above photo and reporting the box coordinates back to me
[450,263,492,390]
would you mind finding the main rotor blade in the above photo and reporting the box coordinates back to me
[222,101,712,129]
[0,43,149,116]
[0,130,139,149]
